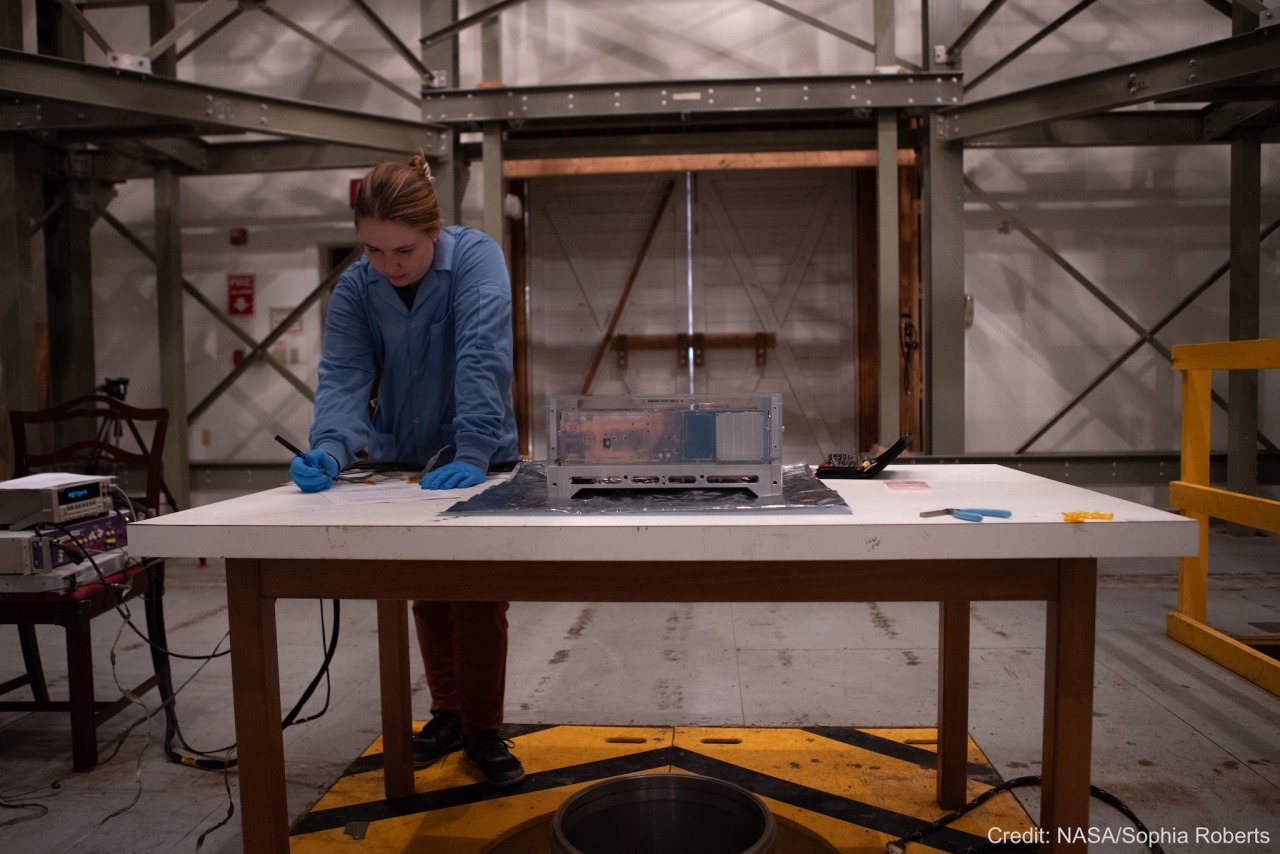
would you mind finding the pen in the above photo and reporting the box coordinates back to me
[274,434,307,458]
[276,434,338,480]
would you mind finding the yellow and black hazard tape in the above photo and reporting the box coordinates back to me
[289,724,1033,853]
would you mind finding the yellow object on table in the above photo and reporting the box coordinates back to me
[1062,511,1114,523]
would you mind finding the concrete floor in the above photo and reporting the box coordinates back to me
[0,527,1276,853]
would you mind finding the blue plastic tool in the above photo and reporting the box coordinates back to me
[919,507,1012,522]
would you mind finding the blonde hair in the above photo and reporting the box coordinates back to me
[353,153,443,235]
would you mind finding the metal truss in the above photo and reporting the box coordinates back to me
[937,26,1280,144]
[5,1,1278,500]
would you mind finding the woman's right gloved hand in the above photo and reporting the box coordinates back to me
[289,450,339,493]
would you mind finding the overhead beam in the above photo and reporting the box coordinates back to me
[1203,99,1280,140]
[0,47,443,154]
[939,27,1280,142]
[958,112,1204,147]
[503,148,916,178]
[503,127,884,161]
[423,73,963,126]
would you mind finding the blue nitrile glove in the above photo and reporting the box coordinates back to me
[289,450,339,493]
[420,460,485,490]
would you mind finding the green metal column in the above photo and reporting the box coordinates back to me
[874,0,900,444]
[152,0,187,509]
[481,14,505,244]
[1227,8,1261,500]
[424,1,462,223]
[37,0,96,423]
[0,0,21,49]
[0,8,39,454]
[0,138,40,454]
[921,2,966,454]
[1227,129,1261,499]
[45,152,98,407]
[154,166,190,511]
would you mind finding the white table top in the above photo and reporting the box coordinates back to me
[128,464,1197,563]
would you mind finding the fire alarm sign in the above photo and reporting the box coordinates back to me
[228,274,255,316]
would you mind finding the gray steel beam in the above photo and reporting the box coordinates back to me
[1203,99,1280,140]
[958,111,1207,147]
[0,47,440,152]
[83,139,435,181]
[134,136,209,171]
[939,27,1280,142]
[505,127,882,160]
[424,0,462,224]
[257,4,419,105]
[0,1,21,49]
[0,138,40,433]
[0,100,201,134]
[45,150,98,406]
[154,166,190,510]
[875,0,900,443]
[922,2,966,454]
[420,0,531,49]
[1228,128,1262,498]
[51,0,113,56]
[174,3,242,63]
[350,0,430,79]
[423,73,963,126]
[750,0,881,63]
[201,139,442,174]
[964,0,1100,92]
[481,14,505,245]
[945,0,1009,63]
[145,0,228,63]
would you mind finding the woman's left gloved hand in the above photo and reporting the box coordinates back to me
[420,460,485,490]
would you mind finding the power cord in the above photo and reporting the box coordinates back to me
[17,521,344,849]
[884,775,1167,854]
[39,523,344,766]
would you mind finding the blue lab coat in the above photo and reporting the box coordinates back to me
[310,225,518,471]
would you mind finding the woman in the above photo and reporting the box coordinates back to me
[290,154,523,787]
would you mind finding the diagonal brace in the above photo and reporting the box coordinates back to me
[101,209,318,406]
[966,178,1277,453]
[189,246,362,423]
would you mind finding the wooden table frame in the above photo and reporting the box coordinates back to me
[225,553,1096,853]
[131,463,1197,853]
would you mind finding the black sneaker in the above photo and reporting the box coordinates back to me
[412,711,463,768]
[462,731,525,787]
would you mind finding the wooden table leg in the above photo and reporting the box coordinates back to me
[66,620,98,772]
[378,599,414,799]
[937,599,971,808]
[1042,558,1097,853]
[227,559,289,854]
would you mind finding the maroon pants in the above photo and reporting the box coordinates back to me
[411,600,510,735]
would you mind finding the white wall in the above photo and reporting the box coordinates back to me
[74,1,1276,487]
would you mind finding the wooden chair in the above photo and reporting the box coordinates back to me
[0,394,175,771]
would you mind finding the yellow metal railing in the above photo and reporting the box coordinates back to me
[1168,337,1280,696]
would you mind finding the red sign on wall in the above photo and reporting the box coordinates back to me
[227,274,255,316]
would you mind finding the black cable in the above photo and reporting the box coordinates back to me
[41,523,342,771]
[282,599,341,728]
[884,774,1167,854]
[40,523,230,662]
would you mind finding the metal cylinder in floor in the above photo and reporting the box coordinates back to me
[550,772,777,854]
